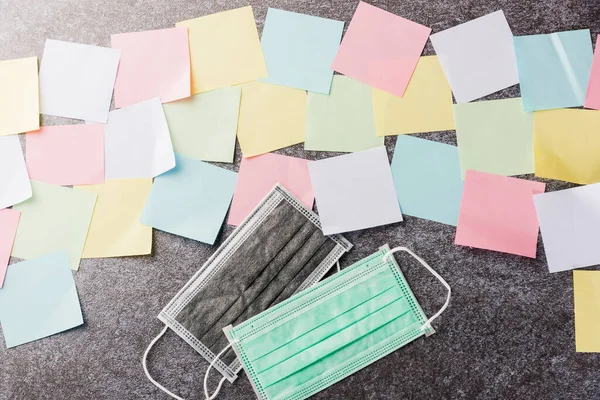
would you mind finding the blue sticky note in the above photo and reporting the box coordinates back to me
[0,251,83,348]
[391,136,464,226]
[140,153,237,244]
[514,29,593,111]
[260,8,344,94]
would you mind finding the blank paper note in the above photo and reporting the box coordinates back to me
[39,39,120,122]
[260,8,344,94]
[104,97,175,179]
[533,184,600,273]
[514,29,593,111]
[26,124,104,186]
[11,181,97,270]
[454,98,534,178]
[140,153,237,245]
[228,153,314,226]
[308,147,402,235]
[176,6,267,94]
[111,27,190,108]
[0,135,32,210]
[0,56,39,136]
[305,75,383,152]
[372,56,454,135]
[162,87,241,163]
[0,251,83,349]
[75,179,152,258]
[430,10,518,103]
[573,270,600,353]
[391,136,463,226]
[237,82,307,157]
[331,1,430,97]
[584,35,600,110]
[455,170,545,258]
[0,209,20,288]
[534,109,600,184]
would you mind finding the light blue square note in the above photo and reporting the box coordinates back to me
[391,135,464,226]
[0,251,83,348]
[514,29,593,111]
[260,8,344,94]
[140,153,237,244]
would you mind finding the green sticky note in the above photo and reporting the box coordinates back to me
[305,75,383,152]
[162,86,241,163]
[12,181,97,270]
[454,98,534,178]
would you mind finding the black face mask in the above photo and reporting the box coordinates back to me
[155,184,352,382]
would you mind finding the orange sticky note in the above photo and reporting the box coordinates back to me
[455,170,545,258]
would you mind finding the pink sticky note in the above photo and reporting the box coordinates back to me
[585,35,600,110]
[111,27,191,108]
[228,153,314,226]
[26,124,105,185]
[455,170,545,258]
[0,208,20,287]
[331,1,430,97]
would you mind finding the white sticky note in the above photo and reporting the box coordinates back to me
[430,11,518,103]
[39,39,120,122]
[104,97,175,179]
[534,184,600,273]
[308,146,402,235]
[0,135,32,209]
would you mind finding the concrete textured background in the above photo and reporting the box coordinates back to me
[1,0,600,399]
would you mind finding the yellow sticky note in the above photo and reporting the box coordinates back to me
[177,6,267,94]
[75,179,152,258]
[372,56,454,135]
[237,81,307,157]
[534,109,600,184]
[573,270,600,352]
[0,57,39,136]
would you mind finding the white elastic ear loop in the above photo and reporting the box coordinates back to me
[383,247,451,331]
[336,261,341,273]
[203,340,238,400]
[142,326,186,400]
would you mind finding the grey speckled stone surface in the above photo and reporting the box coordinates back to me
[1,0,600,399]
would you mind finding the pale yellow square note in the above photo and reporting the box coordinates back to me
[237,81,307,157]
[0,56,39,136]
[573,270,600,352]
[177,6,267,94]
[372,56,454,135]
[75,179,153,258]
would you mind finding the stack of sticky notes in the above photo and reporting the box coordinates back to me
[0,0,598,356]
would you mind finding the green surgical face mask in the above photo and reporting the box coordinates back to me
[213,245,451,400]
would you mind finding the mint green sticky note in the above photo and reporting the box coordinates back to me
[514,29,593,111]
[391,135,463,226]
[162,86,241,163]
[12,181,97,270]
[0,251,83,348]
[454,98,534,178]
[305,75,383,152]
[260,8,344,94]
[140,153,237,244]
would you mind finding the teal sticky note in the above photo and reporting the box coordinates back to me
[260,8,344,94]
[140,153,237,244]
[514,29,593,111]
[0,251,83,348]
[391,135,464,226]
